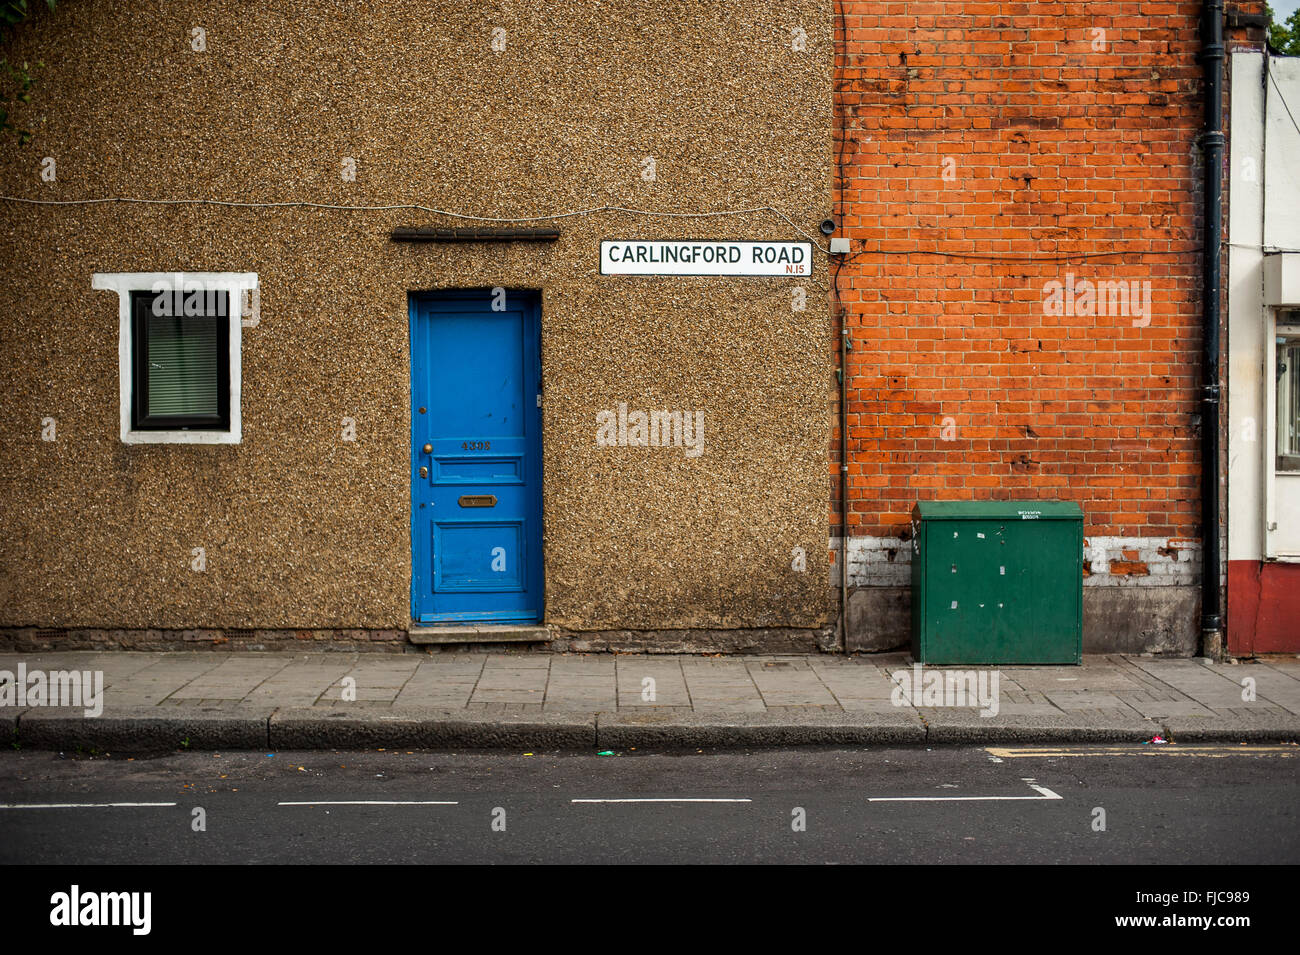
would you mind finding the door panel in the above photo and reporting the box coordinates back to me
[410,291,542,623]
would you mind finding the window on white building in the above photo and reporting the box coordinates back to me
[1279,336,1300,472]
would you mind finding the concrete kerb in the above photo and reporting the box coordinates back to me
[1160,714,1300,743]
[7,706,1298,752]
[16,706,272,751]
[1,707,24,745]
[919,708,1165,744]
[268,707,597,750]
[596,709,928,749]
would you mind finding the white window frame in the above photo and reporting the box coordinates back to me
[92,272,257,444]
[1265,309,1300,560]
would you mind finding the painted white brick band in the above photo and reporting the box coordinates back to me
[1082,536,1201,588]
[831,535,1200,588]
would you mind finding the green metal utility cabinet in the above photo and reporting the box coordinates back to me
[910,501,1083,665]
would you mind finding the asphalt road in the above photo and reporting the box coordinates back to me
[1,744,1296,864]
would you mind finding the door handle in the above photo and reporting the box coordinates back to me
[422,443,432,454]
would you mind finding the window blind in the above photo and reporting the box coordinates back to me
[145,312,220,418]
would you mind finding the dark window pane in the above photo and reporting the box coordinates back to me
[146,311,219,418]
[129,289,230,431]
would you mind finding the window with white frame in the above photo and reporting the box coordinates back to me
[1278,311,1300,473]
[93,272,257,444]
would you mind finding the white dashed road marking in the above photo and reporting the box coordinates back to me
[277,800,458,806]
[571,798,752,804]
[0,802,178,810]
[868,778,1062,802]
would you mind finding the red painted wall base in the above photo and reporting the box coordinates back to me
[1227,560,1300,654]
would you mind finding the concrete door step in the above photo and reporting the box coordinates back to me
[408,624,551,645]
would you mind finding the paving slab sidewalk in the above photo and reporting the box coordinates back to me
[1,651,1297,752]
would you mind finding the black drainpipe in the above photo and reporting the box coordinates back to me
[1198,0,1225,655]
[834,0,850,653]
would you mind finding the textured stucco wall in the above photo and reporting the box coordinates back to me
[0,1,834,634]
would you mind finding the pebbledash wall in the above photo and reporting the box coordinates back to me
[0,1,837,653]
[831,1,1269,655]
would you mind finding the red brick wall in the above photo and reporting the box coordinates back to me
[830,1,1249,546]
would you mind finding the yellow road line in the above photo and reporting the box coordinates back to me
[985,745,1297,758]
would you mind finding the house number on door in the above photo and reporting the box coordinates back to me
[462,441,491,450]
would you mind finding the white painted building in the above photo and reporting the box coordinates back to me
[1226,49,1300,652]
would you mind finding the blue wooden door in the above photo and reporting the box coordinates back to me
[410,290,543,623]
